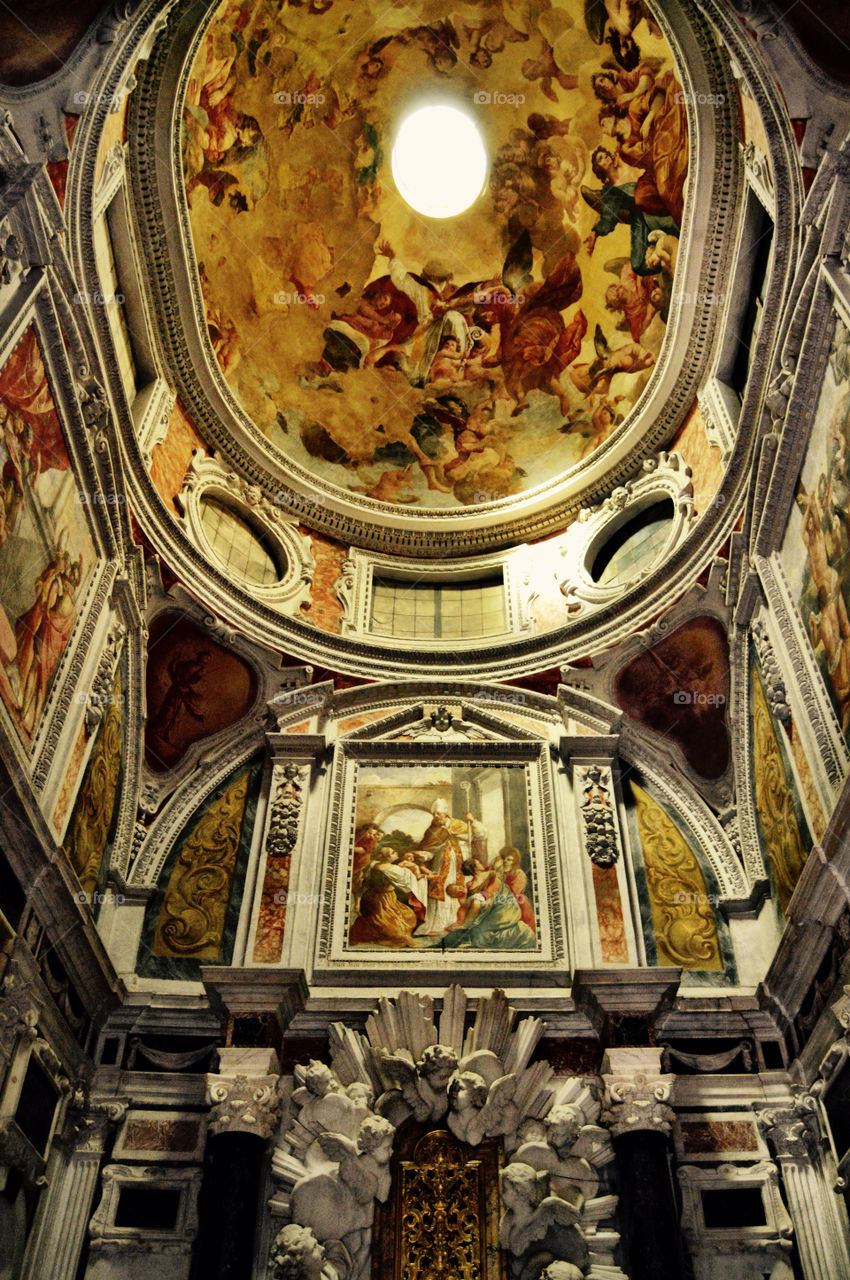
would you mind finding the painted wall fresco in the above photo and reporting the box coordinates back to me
[347,763,538,950]
[138,756,262,978]
[0,327,96,748]
[781,315,850,739]
[95,94,130,185]
[0,1,104,85]
[671,400,724,515]
[788,718,826,841]
[592,861,629,963]
[149,399,206,516]
[62,671,124,897]
[630,780,722,971]
[50,720,90,836]
[145,612,257,773]
[45,114,79,210]
[614,616,730,779]
[750,662,809,914]
[183,0,688,509]
[298,526,348,632]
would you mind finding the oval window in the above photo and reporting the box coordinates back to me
[199,497,281,586]
[591,498,674,586]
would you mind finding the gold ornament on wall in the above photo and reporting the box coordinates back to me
[394,1130,500,1280]
[152,768,250,960]
[631,781,722,970]
[751,666,808,912]
[63,671,123,897]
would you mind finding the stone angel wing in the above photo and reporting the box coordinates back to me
[477,1073,521,1141]
[376,1052,432,1122]
[315,1133,377,1204]
[510,1193,583,1257]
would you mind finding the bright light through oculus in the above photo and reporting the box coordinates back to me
[391,104,488,219]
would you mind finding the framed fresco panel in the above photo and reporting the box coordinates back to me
[317,739,565,975]
[780,309,850,741]
[0,307,99,755]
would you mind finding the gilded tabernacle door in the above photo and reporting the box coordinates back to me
[372,1125,504,1280]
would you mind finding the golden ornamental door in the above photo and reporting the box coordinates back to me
[373,1125,504,1280]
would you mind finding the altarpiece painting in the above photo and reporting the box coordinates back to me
[321,742,562,970]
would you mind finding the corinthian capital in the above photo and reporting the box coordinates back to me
[207,1073,283,1139]
[601,1047,676,1137]
[757,1095,820,1162]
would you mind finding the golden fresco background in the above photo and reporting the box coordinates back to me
[183,0,688,509]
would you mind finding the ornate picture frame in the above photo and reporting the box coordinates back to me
[317,738,566,976]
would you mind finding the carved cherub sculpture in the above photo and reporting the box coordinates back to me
[447,1069,526,1147]
[377,1043,459,1123]
[499,1162,582,1257]
[539,1264,584,1280]
[293,1062,342,1109]
[269,1224,340,1280]
[513,1102,607,1202]
[293,1061,374,1143]
[290,1112,396,1242]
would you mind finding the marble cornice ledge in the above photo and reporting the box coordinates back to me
[200,967,309,1028]
[572,967,682,1025]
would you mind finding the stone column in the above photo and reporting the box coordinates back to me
[758,1094,850,1280]
[602,1047,688,1280]
[20,1106,122,1280]
[193,1050,283,1280]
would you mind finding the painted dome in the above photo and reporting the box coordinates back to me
[180,0,690,517]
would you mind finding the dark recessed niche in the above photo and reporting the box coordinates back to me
[0,846,26,927]
[760,1040,785,1070]
[590,498,674,586]
[99,1037,121,1066]
[229,1012,276,1048]
[824,1060,850,1163]
[115,1186,182,1231]
[14,1055,58,1154]
[701,1187,766,1229]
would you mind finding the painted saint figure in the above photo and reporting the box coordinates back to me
[14,545,81,735]
[412,798,472,937]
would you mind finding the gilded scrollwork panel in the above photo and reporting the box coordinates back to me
[62,669,124,896]
[750,664,809,913]
[151,768,251,960]
[631,781,723,970]
[396,1131,494,1280]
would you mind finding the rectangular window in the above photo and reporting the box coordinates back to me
[369,573,506,640]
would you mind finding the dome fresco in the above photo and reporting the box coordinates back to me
[182,0,689,511]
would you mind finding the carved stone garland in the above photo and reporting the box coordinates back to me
[268,987,625,1280]
[577,765,619,868]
